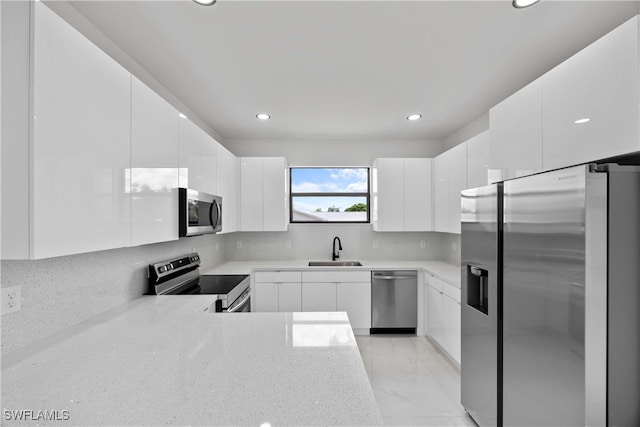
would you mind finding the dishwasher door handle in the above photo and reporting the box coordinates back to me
[373,275,416,280]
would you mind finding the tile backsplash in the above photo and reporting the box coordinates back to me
[224,224,460,264]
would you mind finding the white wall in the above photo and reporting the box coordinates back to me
[225,138,443,165]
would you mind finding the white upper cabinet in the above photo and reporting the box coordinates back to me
[433,144,467,234]
[433,151,449,232]
[489,79,543,181]
[130,77,180,246]
[240,157,288,232]
[32,1,131,258]
[178,116,201,191]
[404,158,433,231]
[542,16,639,170]
[201,133,218,196]
[372,158,404,231]
[466,130,491,189]
[263,157,288,231]
[373,158,432,232]
[216,145,238,234]
[447,143,467,234]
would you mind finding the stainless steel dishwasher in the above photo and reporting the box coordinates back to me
[371,270,418,334]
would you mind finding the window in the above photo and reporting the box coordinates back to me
[290,167,370,223]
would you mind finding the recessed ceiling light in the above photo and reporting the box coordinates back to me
[192,0,216,5]
[179,113,187,119]
[256,113,271,120]
[513,0,541,9]
[574,118,591,124]
[407,114,422,121]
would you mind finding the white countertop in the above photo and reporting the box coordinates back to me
[1,297,382,426]
[203,260,461,287]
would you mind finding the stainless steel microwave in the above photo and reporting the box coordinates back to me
[178,188,222,237]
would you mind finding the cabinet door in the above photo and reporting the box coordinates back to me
[447,143,468,234]
[466,130,491,189]
[427,284,444,346]
[216,146,238,234]
[253,283,279,312]
[543,17,639,170]
[239,157,263,231]
[443,294,461,364]
[200,134,218,196]
[423,283,430,335]
[302,283,337,312]
[130,76,180,246]
[263,157,287,231]
[489,79,543,181]
[178,116,202,191]
[404,158,433,231]
[32,1,131,258]
[373,158,405,231]
[433,152,449,232]
[279,282,302,312]
[337,282,371,330]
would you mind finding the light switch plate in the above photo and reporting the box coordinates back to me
[2,286,22,315]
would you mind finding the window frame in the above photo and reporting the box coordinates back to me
[289,167,371,224]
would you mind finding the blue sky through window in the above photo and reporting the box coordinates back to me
[290,168,369,217]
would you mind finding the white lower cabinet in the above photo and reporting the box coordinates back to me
[427,280,445,345]
[252,270,371,332]
[442,293,461,364]
[253,282,279,312]
[425,271,461,364]
[278,282,302,312]
[337,282,371,331]
[253,271,302,312]
[302,283,337,312]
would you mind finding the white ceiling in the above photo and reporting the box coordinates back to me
[68,0,639,141]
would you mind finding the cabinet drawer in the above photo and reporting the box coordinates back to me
[254,270,301,283]
[302,270,371,283]
[424,272,443,293]
[443,280,461,303]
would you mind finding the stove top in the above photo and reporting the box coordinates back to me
[174,274,249,295]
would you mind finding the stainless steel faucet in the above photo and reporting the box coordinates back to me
[332,236,342,261]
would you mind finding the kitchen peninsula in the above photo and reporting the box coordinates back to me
[1,296,382,426]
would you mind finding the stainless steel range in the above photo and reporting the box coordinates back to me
[148,253,251,313]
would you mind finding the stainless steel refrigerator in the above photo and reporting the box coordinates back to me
[461,163,640,427]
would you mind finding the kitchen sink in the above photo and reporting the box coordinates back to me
[308,261,363,267]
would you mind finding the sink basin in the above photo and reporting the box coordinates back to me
[308,261,363,267]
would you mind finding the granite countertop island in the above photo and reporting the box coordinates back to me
[1,296,382,426]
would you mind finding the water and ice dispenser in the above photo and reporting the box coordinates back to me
[467,265,489,315]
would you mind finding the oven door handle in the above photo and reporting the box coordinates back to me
[226,291,250,313]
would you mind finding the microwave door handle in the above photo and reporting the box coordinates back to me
[216,201,222,229]
[214,200,220,228]
[209,200,218,229]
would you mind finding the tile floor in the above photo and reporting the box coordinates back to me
[355,335,477,427]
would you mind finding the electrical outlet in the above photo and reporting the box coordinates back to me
[285,240,291,249]
[236,240,243,249]
[420,240,426,249]
[2,286,22,315]
[373,240,379,249]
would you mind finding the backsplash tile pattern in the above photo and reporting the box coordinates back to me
[1,234,224,354]
[224,224,458,263]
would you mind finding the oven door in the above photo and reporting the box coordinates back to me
[224,287,251,313]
